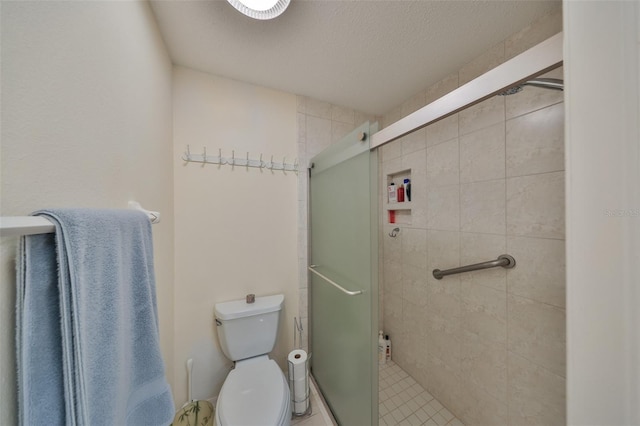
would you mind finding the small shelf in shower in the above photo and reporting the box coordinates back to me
[386,168,412,225]
[385,201,412,211]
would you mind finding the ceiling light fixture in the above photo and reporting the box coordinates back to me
[226,0,290,20]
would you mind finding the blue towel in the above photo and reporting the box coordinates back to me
[17,208,174,425]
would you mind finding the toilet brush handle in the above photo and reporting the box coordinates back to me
[187,358,193,402]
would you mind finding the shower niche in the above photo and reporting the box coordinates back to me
[385,168,412,225]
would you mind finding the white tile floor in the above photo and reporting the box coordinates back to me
[379,361,464,426]
[293,361,464,426]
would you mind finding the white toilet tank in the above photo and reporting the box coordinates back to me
[214,294,284,361]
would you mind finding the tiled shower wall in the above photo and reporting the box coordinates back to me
[379,11,566,426]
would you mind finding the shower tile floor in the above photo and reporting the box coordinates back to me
[292,360,464,426]
[379,361,465,426]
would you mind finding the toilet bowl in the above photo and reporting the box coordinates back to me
[215,357,290,426]
[214,294,290,426]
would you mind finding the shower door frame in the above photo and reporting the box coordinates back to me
[372,32,563,148]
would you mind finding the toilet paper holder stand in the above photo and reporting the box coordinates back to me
[290,318,312,417]
[288,352,311,417]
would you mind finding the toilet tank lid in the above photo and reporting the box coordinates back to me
[215,294,284,321]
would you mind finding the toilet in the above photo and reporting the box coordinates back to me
[214,294,291,426]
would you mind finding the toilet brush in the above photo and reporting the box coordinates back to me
[187,358,193,404]
[170,359,214,426]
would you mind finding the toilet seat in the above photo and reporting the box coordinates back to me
[216,358,290,426]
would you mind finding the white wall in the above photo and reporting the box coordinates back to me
[564,1,640,424]
[172,66,298,405]
[0,2,174,422]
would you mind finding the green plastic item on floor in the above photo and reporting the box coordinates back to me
[170,400,214,426]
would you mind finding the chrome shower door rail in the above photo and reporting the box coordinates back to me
[308,265,363,296]
[432,254,516,280]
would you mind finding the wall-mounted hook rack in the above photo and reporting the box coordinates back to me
[181,145,298,174]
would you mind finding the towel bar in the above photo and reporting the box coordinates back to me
[0,202,160,237]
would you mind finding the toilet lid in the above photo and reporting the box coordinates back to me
[218,359,289,425]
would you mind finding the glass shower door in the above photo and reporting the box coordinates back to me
[309,121,378,425]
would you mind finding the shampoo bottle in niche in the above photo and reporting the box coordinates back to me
[385,335,391,362]
[378,330,386,365]
[388,183,397,203]
[403,179,411,202]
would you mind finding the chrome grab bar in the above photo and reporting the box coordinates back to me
[432,254,516,280]
[308,265,363,296]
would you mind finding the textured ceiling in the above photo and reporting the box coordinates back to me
[150,0,560,115]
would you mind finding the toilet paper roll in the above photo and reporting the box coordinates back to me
[287,349,309,415]
[287,350,308,380]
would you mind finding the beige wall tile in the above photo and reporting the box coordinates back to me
[460,332,507,403]
[298,287,308,320]
[426,230,460,278]
[426,185,460,231]
[459,41,506,85]
[381,138,402,162]
[331,120,355,144]
[297,112,307,140]
[461,281,507,346]
[427,114,458,147]
[428,279,461,325]
[296,95,306,113]
[506,103,564,177]
[383,223,402,262]
[402,147,427,178]
[425,73,459,105]
[402,156,427,227]
[459,123,506,183]
[384,292,403,335]
[305,115,332,159]
[395,332,428,384]
[460,179,506,235]
[382,156,403,180]
[507,236,566,308]
[297,114,307,164]
[404,299,429,338]
[508,294,566,377]
[330,104,354,124]
[508,352,566,426]
[382,105,402,129]
[402,91,427,117]
[401,227,428,269]
[354,111,377,127]
[403,263,428,307]
[460,232,507,292]
[426,355,461,414]
[410,199,427,229]
[383,260,402,297]
[390,330,411,371]
[401,128,427,155]
[458,379,508,426]
[305,97,332,119]
[428,315,461,371]
[505,67,564,119]
[427,138,460,187]
[459,96,505,136]
[504,9,563,60]
[506,171,565,239]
